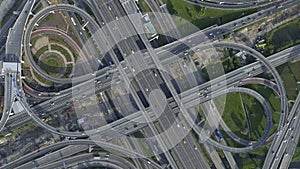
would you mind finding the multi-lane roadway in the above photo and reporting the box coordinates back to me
[22,0,299,85]
[19,3,290,152]
[2,0,300,168]
[263,92,300,168]
[187,0,284,9]
[4,42,299,141]
[1,139,162,169]
[0,0,36,132]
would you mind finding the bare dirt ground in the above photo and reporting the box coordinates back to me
[38,12,68,31]
[230,4,300,46]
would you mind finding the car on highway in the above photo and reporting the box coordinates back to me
[199,92,205,97]
[215,129,223,140]
[194,145,198,150]
[93,153,100,160]
[105,153,110,160]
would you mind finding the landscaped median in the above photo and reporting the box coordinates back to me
[162,0,256,35]
[27,34,76,86]
[265,18,300,56]
[51,44,72,62]
[39,54,64,76]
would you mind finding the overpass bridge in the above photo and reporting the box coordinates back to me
[0,0,36,130]
[0,0,293,166]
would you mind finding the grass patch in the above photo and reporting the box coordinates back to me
[244,84,281,134]
[163,0,256,36]
[81,1,98,25]
[213,93,266,141]
[34,46,49,60]
[33,2,44,13]
[51,44,72,62]
[63,64,73,78]
[40,13,54,23]
[198,94,271,168]
[265,18,300,56]
[220,128,269,168]
[156,35,169,46]
[75,13,84,25]
[236,146,268,168]
[48,35,78,61]
[10,121,37,136]
[137,0,151,13]
[276,60,300,100]
[32,70,54,86]
[40,55,64,76]
[292,139,300,162]
[30,36,40,46]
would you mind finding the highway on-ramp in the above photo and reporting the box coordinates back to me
[0,139,162,169]
[22,0,299,84]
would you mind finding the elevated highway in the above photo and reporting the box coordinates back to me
[17,44,299,122]
[0,0,26,54]
[0,0,36,131]
[21,5,285,129]
[0,1,296,167]
[20,80,273,153]
[23,3,104,84]
[15,145,89,169]
[5,42,298,146]
[210,77,280,147]
[15,5,285,154]
[5,0,35,56]
[0,139,162,169]
[263,92,300,168]
[278,99,300,168]
[0,73,15,131]
[22,0,299,84]
[186,0,282,9]
[36,152,137,169]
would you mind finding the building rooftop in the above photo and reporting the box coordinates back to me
[12,100,24,114]
[1,54,21,73]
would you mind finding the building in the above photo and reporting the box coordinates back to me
[1,54,21,73]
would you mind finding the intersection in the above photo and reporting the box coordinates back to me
[1,0,300,168]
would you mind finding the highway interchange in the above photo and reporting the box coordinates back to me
[187,0,283,9]
[0,0,300,168]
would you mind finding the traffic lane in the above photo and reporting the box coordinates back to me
[10,45,299,138]
[0,0,26,48]
[5,0,36,55]
[187,0,279,10]
[128,57,209,168]
[92,5,181,169]
[264,93,300,168]
[158,0,297,55]
[0,74,14,131]
[15,145,89,169]
[184,87,272,153]
[23,4,105,84]
[15,43,297,121]
[22,0,296,85]
[123,27,196,169]
[0,140,161,169]
[39,156,123,169]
